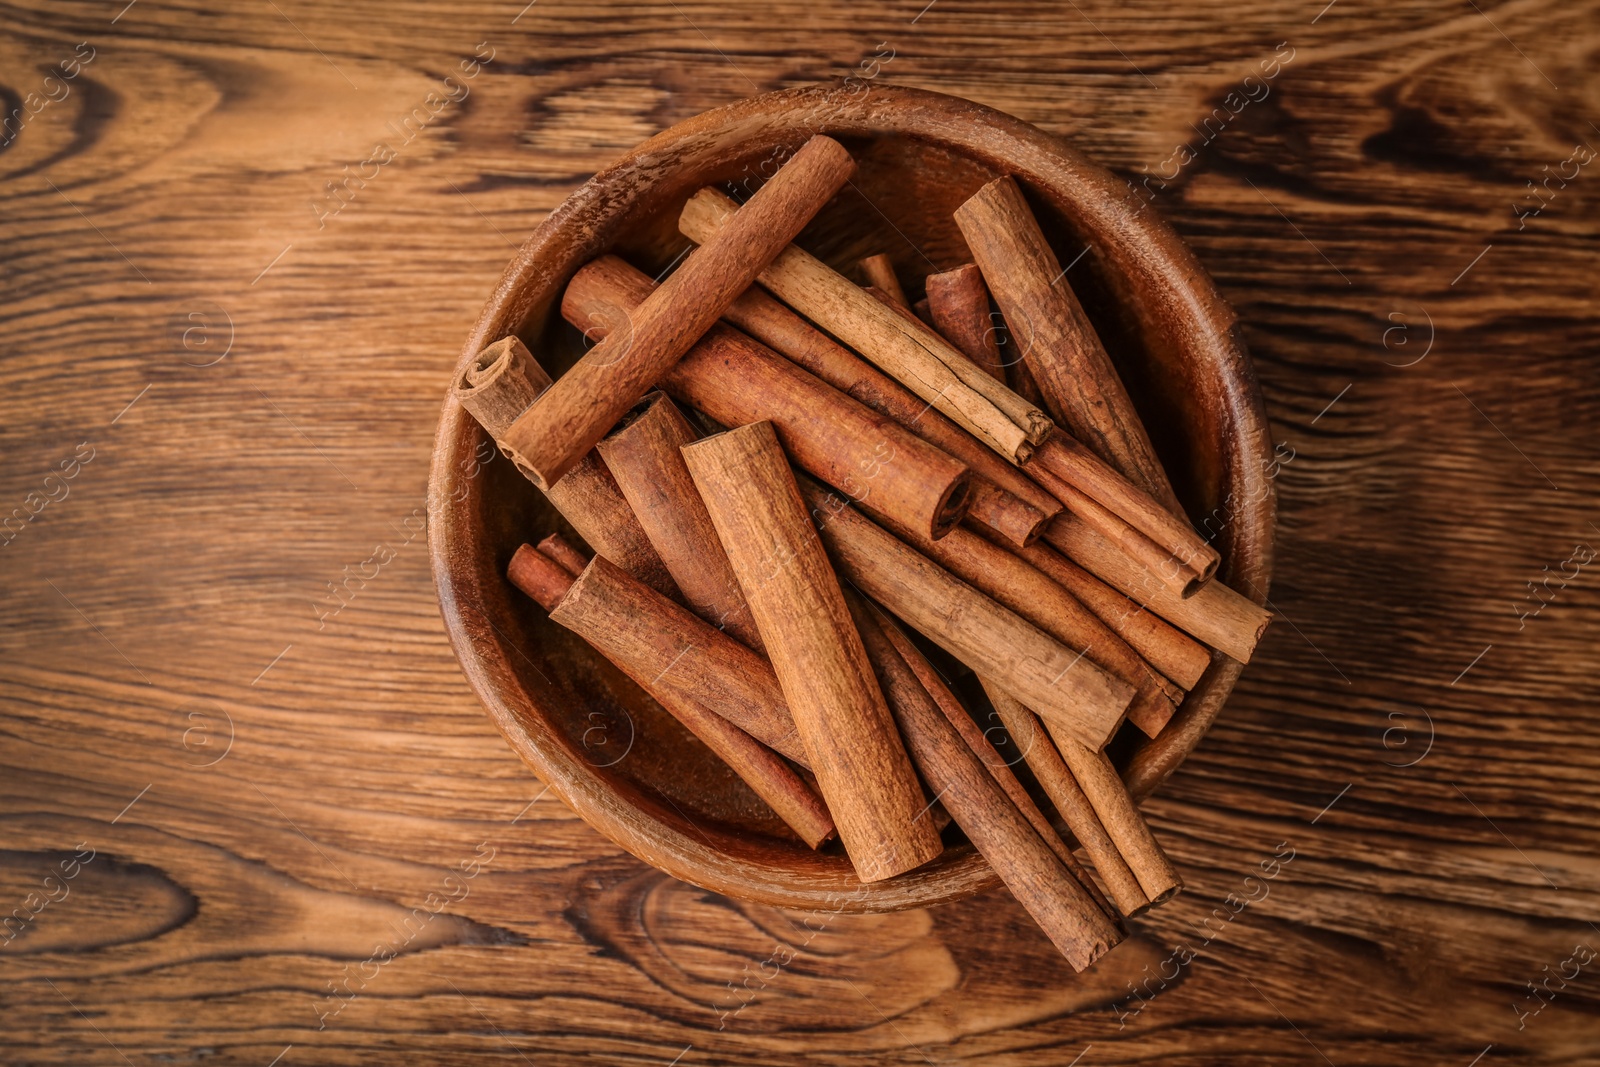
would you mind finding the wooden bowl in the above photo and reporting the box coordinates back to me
[428,84,1275,912]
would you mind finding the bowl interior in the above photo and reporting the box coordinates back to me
[430,85,1273,912]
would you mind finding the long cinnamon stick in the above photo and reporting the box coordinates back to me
[720,284,1057,548]
[679,187,1050,462]
[596,394,764,650]
[682,422,942,882]
[977,679,1150,917]
[501,135,855,489]
[795,478,1132,750]
[875,513,1180,738]
[1005,537,1212,690]
[509,546,833,848]
[848,596,1121,968]
[564,256,973,541]
[953,175,1182,513]
[871,612,1111,913]
[1046,513,1270,664]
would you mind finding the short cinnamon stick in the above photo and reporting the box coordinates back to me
[682,422,942,882]
[875,514,1181,739]
[1032,432,1219,594]
[719,284,1056,548]
[859,254,909,309]
[455,336,550,443]
[501,135,855,489]
[925,263,1008,384]
[954,175,1182,513]
[564,256,973,541]
[452,335,681,601]
[849,596,1121,969]
[596,394,764,650]
[536,532,590,579]
[509,547,832,847]
[1046,513,1270,664]
[679,187,1050,462]
[795,478,1132,750]
[977,679,1150,917]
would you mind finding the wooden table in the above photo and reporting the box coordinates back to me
[4,1,1597,1062]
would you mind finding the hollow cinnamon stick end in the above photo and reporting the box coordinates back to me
[507,544,575,612]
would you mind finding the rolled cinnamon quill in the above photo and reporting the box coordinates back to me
[719,284,1057,548]
[455,336,549,443]
[1046,513,1270,665]
[875,514,1180,739]
[501,135,855,489]
[564,255,973,541]
[596,394,764,650]
[794,478,1132,750]
[682,422,942,882]
[679,186,1050,462]
[977,679,1150,917]
[848,595,1122,969]
[508,547,833,848]
[953,175,1182,513]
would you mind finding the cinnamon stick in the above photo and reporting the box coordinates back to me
[875,513,1181,738]
[717,284,1058,548]
[1046,513,1270,664]
[501,135,855,489]
[953,175,1182,513]
[977,679,1150,917]
[925,263,1007,383]
[848,595,1122,969]
[545,451,681,602]
[509,546,833,848]
[1005,537,1212,690]
[596,394,764,650]
[452,335,681,601]
[1043,717,1183,905]
[795,478,1132,750]
[1027,449,1204,598]
[536,532,590,579]
[455,336,550,444]
[564,256,974,541]
[513,546,808,766]
[679,187,1050,462]
[859,254,910,309]
[871,612,1111,913]
[1032,432,1219,595]
[682,422,942,882]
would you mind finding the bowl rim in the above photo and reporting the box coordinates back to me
[428,82,1276,912]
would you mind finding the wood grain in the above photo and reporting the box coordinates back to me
[2,0,1599,1063]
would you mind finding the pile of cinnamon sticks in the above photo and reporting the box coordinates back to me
[456,135,1270,970]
